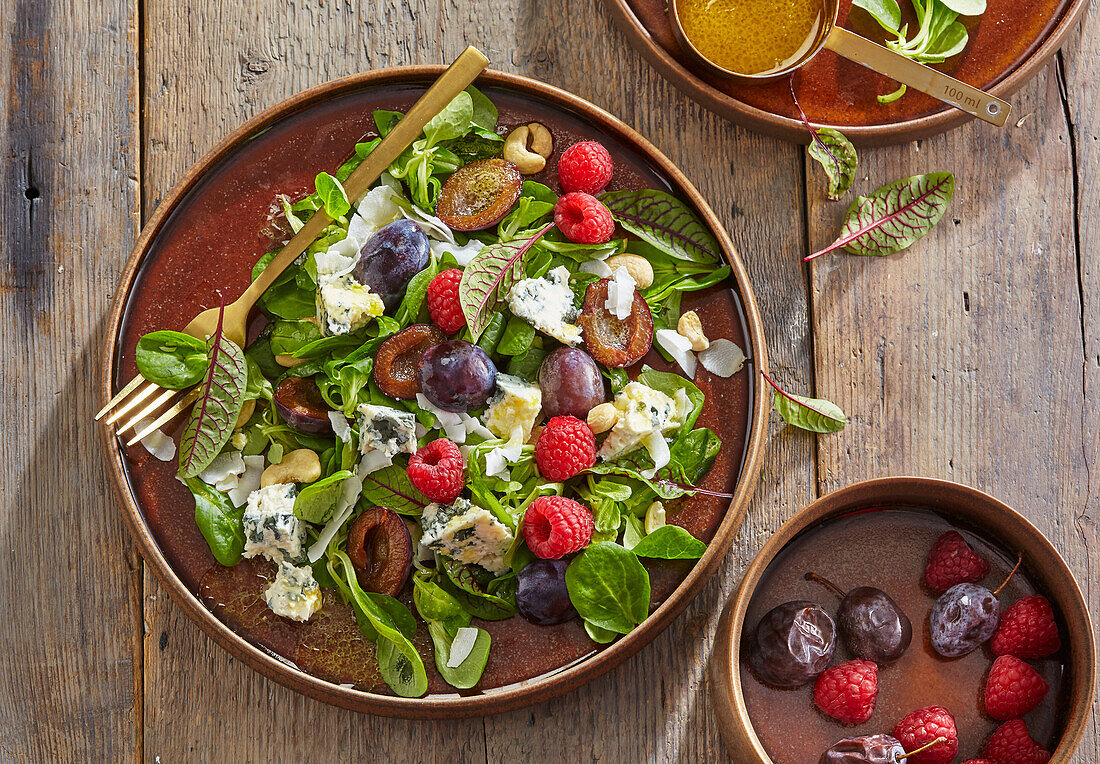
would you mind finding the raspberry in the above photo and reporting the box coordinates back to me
[557,140,613,195]
[522,495,593,559]
[982,719,1051,764]
[892,706,959,764]
[924,530,991,593]
[813,660,878,724]
[534,415,596,480]
[554,192,615,245]
[407,438,464,503]
[984,655,1049,720]
[991,596,1061,659]
[426,268,466,335]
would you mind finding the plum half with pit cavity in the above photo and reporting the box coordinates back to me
[435,158,522,231]
[347,507,413,597]
[273,375,333,435]
[578,277,653,368]
[373,324,446,400]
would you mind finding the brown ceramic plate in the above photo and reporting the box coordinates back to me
[710,477,1096,761]
[603,0,1088,145]
[100,67,770,717]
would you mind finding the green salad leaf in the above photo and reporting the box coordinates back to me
[566,542,651,635]
[630,525,706,560]
[135,330,209,389]
[315,171,351,219]
[294,470,352,524]
[360,464,428,516]
[183,477,244,566]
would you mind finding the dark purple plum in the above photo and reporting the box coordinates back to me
[806,573,912,664]
[930,582,1000,657]
[273,376,333,435]
[516,559,576,625]
[353,219,430,310]
[819,735,905,764]
[538,347,605,419]
[417,340,497,413]
[748,600,836,688]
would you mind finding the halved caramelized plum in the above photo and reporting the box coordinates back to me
[374,324,446,399]
[577,277,654,368]
[436,158,522,231]
[273,375,333,435]
[347,507,413,596]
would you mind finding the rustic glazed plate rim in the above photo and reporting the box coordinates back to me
[99,66,772,718]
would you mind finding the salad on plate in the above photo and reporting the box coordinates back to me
[131,86,747,697]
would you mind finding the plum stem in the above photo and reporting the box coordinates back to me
[993,553,1024,597]
[900,737,946,760]
[804,571,846,600]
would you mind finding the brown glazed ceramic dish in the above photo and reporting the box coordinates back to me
[602,0,1089,145]
[100,67,770,717]
[710,477,1096,761]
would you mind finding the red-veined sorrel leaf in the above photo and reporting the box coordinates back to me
[599,189,720,263]
[178,304,247,477]
[459,223,553,340]
[360,464,427,516]
[806,172,954,261]
[761,371,846,433]
[790,78,858,200]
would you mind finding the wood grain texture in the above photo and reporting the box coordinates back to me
[0,0,142,761]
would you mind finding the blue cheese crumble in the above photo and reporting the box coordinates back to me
[420,498,514,574]
[316,275,384,337]
[264,561,322,621]
[506,266,582,346]
[358,404,417,459]
[242,483,305,563]
[598,381,684,461]
[483,373,542,441]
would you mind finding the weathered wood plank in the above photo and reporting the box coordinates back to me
[0,0,142,760]
[806,64,1099,760]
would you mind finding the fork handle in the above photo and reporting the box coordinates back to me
[239,46,491,307]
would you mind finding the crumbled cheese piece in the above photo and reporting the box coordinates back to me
[347,184,402,246]
[227,455,264,508]
[264,561,322,622]
[483,373,542,441]
[242,484,305,563]
[598,381,683,461]
[605,266,637,320]
[507,266,582,346]
[358,404,417,460]
[198,451,245,492]
[136,419,176,461]
[420,498,514,574]
[316,275,385,336]
[230,430,248,451]
[698,338,746,378]
[655,329,697,378]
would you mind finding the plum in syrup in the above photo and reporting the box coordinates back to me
[748,600,836,688]
[806,573,912,664]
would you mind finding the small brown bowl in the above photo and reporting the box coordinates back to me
[710,477,1096,762]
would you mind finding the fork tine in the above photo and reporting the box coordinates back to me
[95,374,148,421]
[103,380,162,426]
[125,388,200,446]
[115,387,179,436]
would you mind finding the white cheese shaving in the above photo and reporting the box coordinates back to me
[198,451,245,492]
[227,455,264,507]
[314,238,359,280]
[483,427,526,480]
[460,413,494,441]
[415,422,429,439]
[698,338,747,378]
[328,411,353,443]
[605,266,637,320]
[641,430,671,479]
[402,205,454,243]
[136,420,176,461]
[348,184,401,245]
[580,258,614,278]
[430,237,484,266]
[655,329,697,378]
[447,627,479,668]
[358,449,392,476]
[416,393,468,443]
[307,474,363,563]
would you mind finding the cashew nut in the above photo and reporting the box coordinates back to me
[586,402,618,434]
[677,310,710,351]
[606,254,654,289]
[234,398,257,429]
[644,501,666,534]
[275,353,307,368]
[261,448,321,487]
[503,123,553,175]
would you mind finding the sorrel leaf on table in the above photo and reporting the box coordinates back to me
[315,171,351,219]
[183,477,244,566]
[135,330,209,389]
[789,79,858,200]
[806,172,954,261]
[178,307,247,478]
[761,371,847,433]
[599,189,720,264]
[565,542,651,635]
[630,524,707,560]
[458,222,553,340]
[360,464,428,516]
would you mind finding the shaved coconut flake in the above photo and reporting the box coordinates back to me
[402,205,454,243]
[580,258,613,278]
[136,420,176,461]
[314,239,359,279]
[358,449,392,476]
[227,455,264,507]
[430,238,484,266]
[351,184,401,239]
[605,267,636,320]
[641,431,671,479]
[698,338,746,378]
[416,393,467,443]
[674,388,692,422]
[483,449,509,479]
[198,451,245,491]
[308,474,363,562]
[329,411,353,443]
[460,413,494,441]
[447,627,479,667]
[655,329,697,378]
[414,422,429,439]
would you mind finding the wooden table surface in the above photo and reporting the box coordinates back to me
[2,0,1096,760]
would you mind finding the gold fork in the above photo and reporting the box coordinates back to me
[96,46,491,446]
